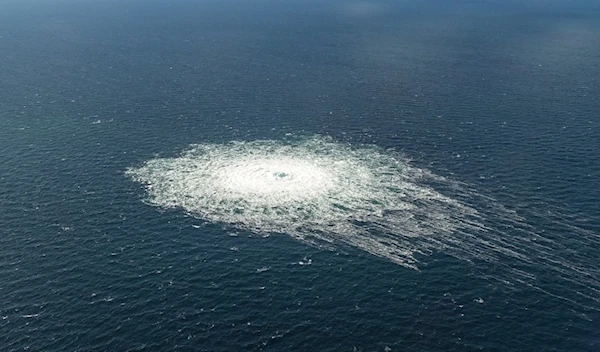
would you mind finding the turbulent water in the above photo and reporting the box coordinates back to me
[128,135,600,311]
[128,135,484,267]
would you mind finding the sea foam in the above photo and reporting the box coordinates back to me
[126,135,482,267]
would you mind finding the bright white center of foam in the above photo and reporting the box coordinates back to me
[214,157,335,199]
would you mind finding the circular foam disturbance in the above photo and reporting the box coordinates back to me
[127,136,482,267]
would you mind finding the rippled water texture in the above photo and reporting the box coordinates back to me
[2,0,600,350]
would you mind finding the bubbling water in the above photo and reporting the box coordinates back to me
[126,135,484,267]
[214,157,336,199]
[127,135,600,310]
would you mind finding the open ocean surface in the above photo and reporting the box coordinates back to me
[1,1,600,351]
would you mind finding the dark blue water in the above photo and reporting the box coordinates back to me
[1,0,600,351]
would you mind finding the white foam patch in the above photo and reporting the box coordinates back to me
[127,136,600,310]
[127,135,600,311]
[127,135,484,268]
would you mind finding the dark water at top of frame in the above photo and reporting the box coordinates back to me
[1,0,600,351]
